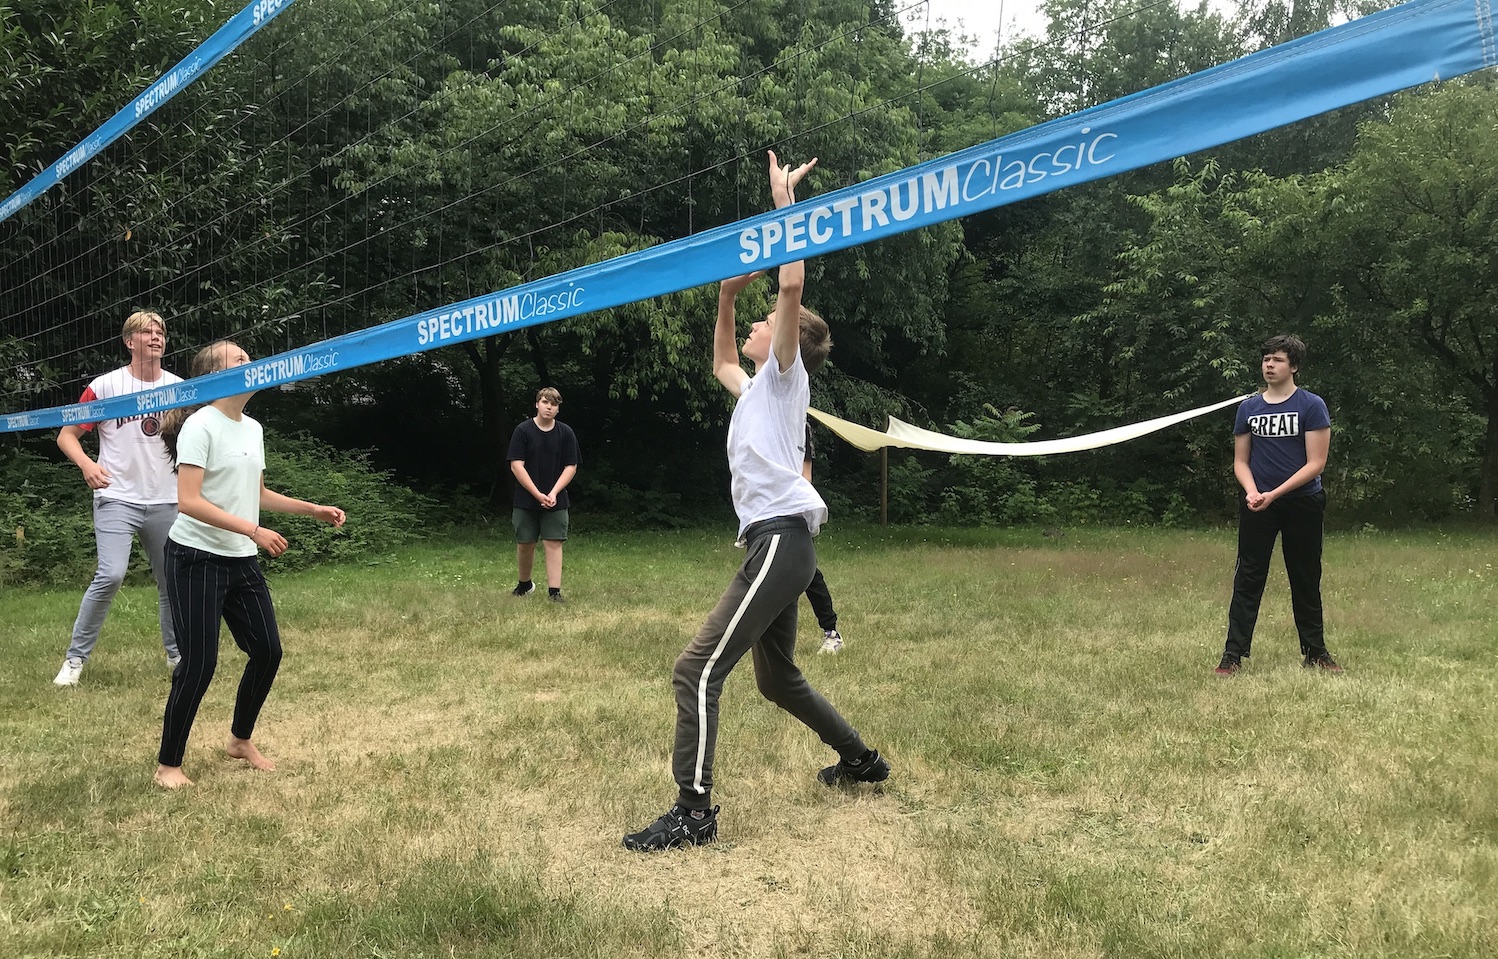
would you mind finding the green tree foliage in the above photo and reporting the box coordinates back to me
[1,0,199,398]
[246,0,966,501]
[0,0,310,406]
[1091,81,1494,522]
[1329,80,1498,520]
[1,0,166,191]
[894,0,1248,524]
[3,0,1492,527]
[1012,0,1244,115]
[950,0,1245,413]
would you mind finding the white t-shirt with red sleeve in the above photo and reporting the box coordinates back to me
[76,366,183,505]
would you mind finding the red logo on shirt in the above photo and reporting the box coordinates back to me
[139,415,161,437]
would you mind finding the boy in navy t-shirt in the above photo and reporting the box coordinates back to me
[1216,334,1342,676]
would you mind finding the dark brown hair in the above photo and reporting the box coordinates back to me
[1261,334,1306,370]
[799,306,832,375]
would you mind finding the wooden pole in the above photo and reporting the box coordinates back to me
[880,446,888,527]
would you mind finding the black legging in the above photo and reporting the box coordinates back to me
[804,567,838,632]
[159,539,282,767]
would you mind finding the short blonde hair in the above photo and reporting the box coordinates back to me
[537,387,562,404]
[122,310,165,340]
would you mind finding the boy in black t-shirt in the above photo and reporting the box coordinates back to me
[507,387,580,602]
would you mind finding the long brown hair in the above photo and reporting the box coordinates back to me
[160,341,238,467]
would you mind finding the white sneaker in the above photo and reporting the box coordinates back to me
[167,655,182,672]
[53,657,84,686]
[818,629,844,655]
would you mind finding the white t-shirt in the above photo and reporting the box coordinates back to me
[727,350,828,538]
[168,406,265,557]
[77,366,183,505]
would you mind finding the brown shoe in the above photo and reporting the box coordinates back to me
[1213,653,1243,677]
[1303,652,1344,674]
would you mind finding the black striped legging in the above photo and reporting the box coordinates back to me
[159,539,282,767]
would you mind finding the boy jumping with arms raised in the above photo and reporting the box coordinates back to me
[624,152,888,852]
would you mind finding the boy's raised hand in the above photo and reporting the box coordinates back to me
[768,150,817,209]
[720,270,765,297]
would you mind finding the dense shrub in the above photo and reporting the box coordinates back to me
[573,465,702,530]
[254,431,435,572]
[0,431,433,586]
[0,448,99,586]
[885,456,938,525]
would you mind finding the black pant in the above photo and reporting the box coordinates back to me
[804,567,838,631]
[159,540,282,767]
[670,517,866,810]
[1225,491,1326,658]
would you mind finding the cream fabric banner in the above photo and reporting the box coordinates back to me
[808,394,1252,455]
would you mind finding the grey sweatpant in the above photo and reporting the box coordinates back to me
[67,498,179,663]
[671,516,867,810]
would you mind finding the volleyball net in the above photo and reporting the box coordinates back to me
[3,0,1493,434]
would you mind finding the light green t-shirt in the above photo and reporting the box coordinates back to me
[168,406,265,557]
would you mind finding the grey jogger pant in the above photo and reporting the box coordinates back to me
[671,516,867,810]
[67,498,179,663]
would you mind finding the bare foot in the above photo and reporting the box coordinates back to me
[225,736,276,771]
[154,765,194,789]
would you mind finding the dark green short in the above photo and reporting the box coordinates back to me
[512,507,569,543]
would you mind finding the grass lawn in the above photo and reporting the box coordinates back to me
[2,523,1495,958]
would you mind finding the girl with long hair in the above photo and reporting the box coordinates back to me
[154,341,345,789]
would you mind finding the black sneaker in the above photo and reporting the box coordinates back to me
[622,804,719,851]
[1303,651,1344,674]
[511,581,535,597]
[1214,652,1243,677]
[548,590,565,604]
[818,749,890,787]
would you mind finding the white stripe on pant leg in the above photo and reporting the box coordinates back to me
[692,533,781,796]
